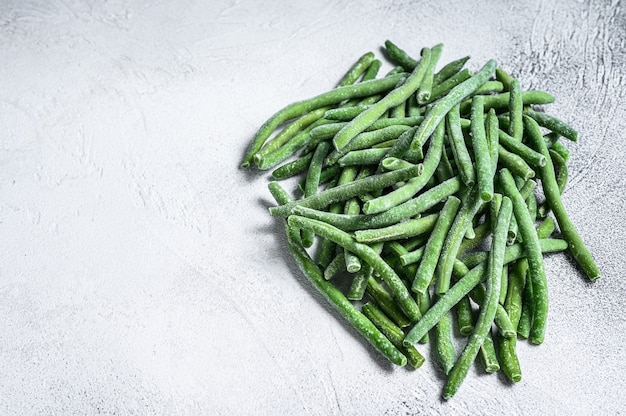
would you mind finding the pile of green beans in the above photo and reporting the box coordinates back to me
[242,41,600,399]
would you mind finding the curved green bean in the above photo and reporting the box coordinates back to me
[285,223,407,366]
[288,215,421,322]
[524,115,599,281]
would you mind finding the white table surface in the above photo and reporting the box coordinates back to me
[1,0,625,414]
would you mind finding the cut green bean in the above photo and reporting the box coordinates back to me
[458,90,555,115]
[434,306,456,374]
[479,333,501,373]
[433,55,471,85]
[428,68,472,103]
[456,295,475,336]
[498,129,546,167]
[499,335,522,382]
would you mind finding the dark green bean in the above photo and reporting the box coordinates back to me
[434,306,456,375]
[362,302,425,368]
[366,276,412,328]
[525,109,578,142]
[498,129,546,167]
[470,95,494,201]
[499,168,547,344]
[302,142,331,247]
[242,57,402,167]
[288,215,421,322]
[271,153,313,180]
[428,68,472,103]
[524,115,599,280]
[285,223,407,366]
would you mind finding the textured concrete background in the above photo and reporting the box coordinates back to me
[1,0,625,414]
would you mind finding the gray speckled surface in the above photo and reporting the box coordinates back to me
[1,0,625,414]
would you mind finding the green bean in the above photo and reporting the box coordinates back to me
[472,81,505,96]
[242,59,403,167]
[285,223,407,366]
[399,246,425,266]
[324,252,346,280]
[537,149,569,218]
[333,49,432,151]
[525,109,578,142]
[497,145,536,181]
[549,140,570,163]
[434,305,457,374]
[268,181,293,206]
[498,129,546,167]
[288,215,421,322]
[384,39,419,71]
[255,107,328,161]
[302,141,331,246]
[338,148,391,167]
[435,140,455,182]
[381,157,415,171]
[290,176,462,231]
[417,44,443,104]
[485,108,500,178]
[499,168,547,344]
[256,118,335,170]
[362,302,425,368]
[442,196,511,399]
[435,187,483,295]
[499,265,509,305]
[412,196,461,293]
[446,103,475,186]
[410,59,497,152]
[344,204,362,274]
[271,153,313,180]
[536,217,556,238]
[347,242,382,300]
[467,281,516,338]
[508,79,524,141]
[498,335,522,382]
[363,118,446,214]
[456,295,475,336]
[524,115,599,281]
[327,125,412,164]
[471,95,494,201]
[505,258,528,329]
[495,67,514,90]
[433,55,471,85]
[479,333,501,373]
[404,262,486,346]
[324,105,372,121]
[458,90,555,115]
[517,275,533,338]
[354,213,439,244]
[428,68,472,103]
[461,238,568,269]
[366,276,412,328]
[458,221,491,254]
[311,116,424,142]
[270,164,422,217]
